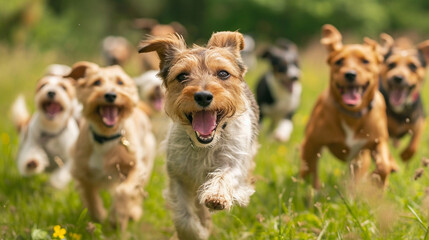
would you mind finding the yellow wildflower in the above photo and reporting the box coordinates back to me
[1,133,10,145]
[70,232,82,240]
[53,225,66,239]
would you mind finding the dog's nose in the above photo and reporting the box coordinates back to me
[47,91,56,99]
[104,92,117,103]
[344,70,357,82]
[393,75,404,84]
[290,76,299,82]
[27,160,38,170]
[194,91,213,107]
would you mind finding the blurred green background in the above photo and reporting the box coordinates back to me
[2,0,429,55]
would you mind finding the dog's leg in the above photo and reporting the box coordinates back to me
[300,138,322,189]
[49,159,72,189]
[372,141,393,187]
[401,118,425,162]
[350,150,371,183]
[78,181,106,222]
[168,179,211,240]
[274,119,293,142]
[198,166,254,212]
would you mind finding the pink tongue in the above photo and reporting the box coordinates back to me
[100,106,118,126]
[390,89,407,106]
[45,102,62,116]
[153,98,163,111]
[342,88,361,105]
[192,111,217,136]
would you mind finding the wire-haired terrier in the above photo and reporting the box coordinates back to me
[11,64,79,189]
[139,31,259,240]
[67,62,155,230]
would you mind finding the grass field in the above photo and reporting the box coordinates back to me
[2,43,429,240]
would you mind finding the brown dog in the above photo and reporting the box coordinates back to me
[379,34,429,161]
[67,62,155,230]
[301,24,398,189]
[139,31,259,240]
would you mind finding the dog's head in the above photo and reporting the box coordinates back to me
[134,70,166,113]
[35,69,76,124]
[379,33,429,111]
[139,31,247,147]
[262,39,300,92]
[102,36,131,66]
[67,62,139,135]
[321,24,382,111]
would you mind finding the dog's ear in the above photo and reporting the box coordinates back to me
[138,34,187,71]
[321,24,343,52]
[66,61,99,81]
[418,40,429,67]
[379,33,394,58]
[276,38,298,53]
[207,31,245,57]
[364,37,383,63]
[133,18,158,32]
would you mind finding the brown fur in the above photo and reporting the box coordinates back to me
[68,62,155,230]
[301,25,398,189]
[379,34,429,161]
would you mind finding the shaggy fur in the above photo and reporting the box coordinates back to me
[11,64,79,189]
[379,33,429,161]
[68,62,155,230]
[139,31,259,240]
[301,25,398,189]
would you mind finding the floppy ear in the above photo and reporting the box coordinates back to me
[66,61,99,81]
[207,31,245,57]
[138,34,187,79]
[364,37,383,63]
[321,24,343,52]
[379,33,394,58]
[418,40,429,66]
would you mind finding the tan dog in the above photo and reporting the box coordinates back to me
[134,18,187,71]
[301,25,398,189]
[139,31,259,240]
[379,34,429,161]
[67,62,155,230]
[11,64,79,189]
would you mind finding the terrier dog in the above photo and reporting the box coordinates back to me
[379,34,429,161]
[67,62,155,230]
[301,25,398,189]
[257,39,301,142]
[134,18,187,71]
[139,31,259,240]
[134,70,170,144]
[101,36,131,66]
[11,64,79,189]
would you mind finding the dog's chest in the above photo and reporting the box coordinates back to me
[262,80,301,118]
[341,121,368,160]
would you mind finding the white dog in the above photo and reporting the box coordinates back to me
[11,64,79,189]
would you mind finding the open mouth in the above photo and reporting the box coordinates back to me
[98,105,120,127]
[337,82,369,107]
[151,96,164,112]
[42,101,63,119]
[282,81,294,92]
[186,110,221,144]
[388,83,415,106]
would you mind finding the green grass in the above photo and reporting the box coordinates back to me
[2,44,429,240]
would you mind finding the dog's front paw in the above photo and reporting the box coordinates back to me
[401,147,416,162]
[204,195,231,211]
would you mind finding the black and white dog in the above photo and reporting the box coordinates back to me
[256,39,301,142]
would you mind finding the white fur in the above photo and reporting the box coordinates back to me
[341,121,368,160]
[274,119,293,142]
[165,99,258,240]
[12,72,79,189]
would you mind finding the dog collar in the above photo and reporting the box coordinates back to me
[90,127,122,144]
[333,99,373,118]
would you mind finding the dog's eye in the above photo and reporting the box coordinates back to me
[388,62,396,69]
[361,58,369,64]
[335,58,344,66]
[93,79,101,86]
[117,78,124,85]
[408,63,417,72]
[176,73,189,82]
[60,84,67,91]
[217,70,230,80]
[38,83,47,91]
